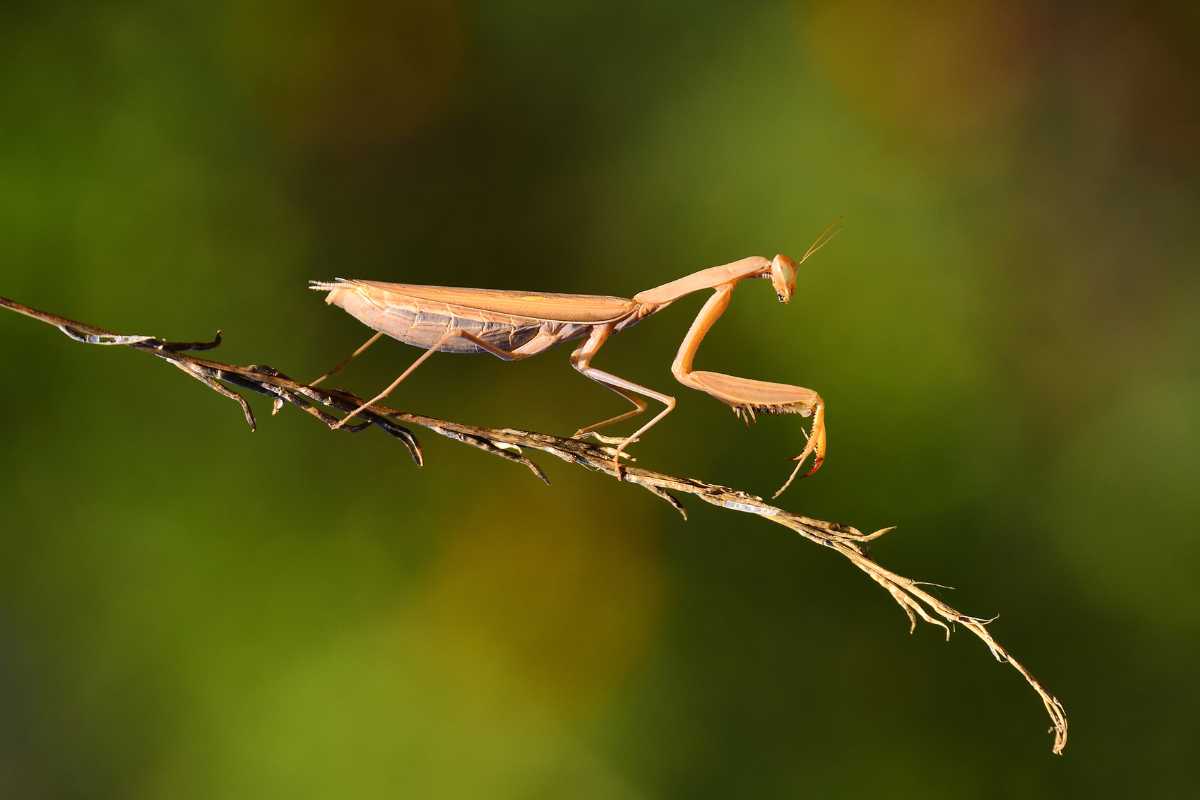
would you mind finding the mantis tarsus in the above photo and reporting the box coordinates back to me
[310,226,838,497]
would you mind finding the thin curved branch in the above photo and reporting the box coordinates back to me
[0,294,1067,754]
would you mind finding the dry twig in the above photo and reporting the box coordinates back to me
[0,294,1067,754]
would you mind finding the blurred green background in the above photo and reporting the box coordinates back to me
[3,1,1198,797]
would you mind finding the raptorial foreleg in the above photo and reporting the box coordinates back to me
[670,284,827,496]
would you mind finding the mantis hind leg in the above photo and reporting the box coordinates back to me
[309,331,385,387]
[331,329,527,429]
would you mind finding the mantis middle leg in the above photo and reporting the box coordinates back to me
[570,324,676,469]
[569,326,647,439]
[671,283,826,497]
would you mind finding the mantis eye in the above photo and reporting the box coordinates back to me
[770,254,797,303]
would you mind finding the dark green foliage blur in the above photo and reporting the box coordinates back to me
[3,2,1198,797]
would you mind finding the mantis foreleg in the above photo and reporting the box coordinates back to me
[670,283,827,496]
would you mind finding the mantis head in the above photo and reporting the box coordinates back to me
[768,222,842,303]
[769,254,797,303]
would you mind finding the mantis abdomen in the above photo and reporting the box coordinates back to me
[316,279,596,355]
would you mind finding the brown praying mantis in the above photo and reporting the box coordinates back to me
[310,226,839,498]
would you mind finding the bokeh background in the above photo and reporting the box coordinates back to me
[3,2,1198,797]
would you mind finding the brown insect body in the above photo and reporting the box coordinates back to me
[310,225,839,496]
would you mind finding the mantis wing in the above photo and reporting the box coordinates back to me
[327,280,638,324]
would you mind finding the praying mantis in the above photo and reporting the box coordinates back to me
[310,226,839,498]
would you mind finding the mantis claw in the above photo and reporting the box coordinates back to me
[771,403,826,499]
[679,370,826,499]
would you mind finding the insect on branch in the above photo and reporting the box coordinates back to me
[0,294,1068,755]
